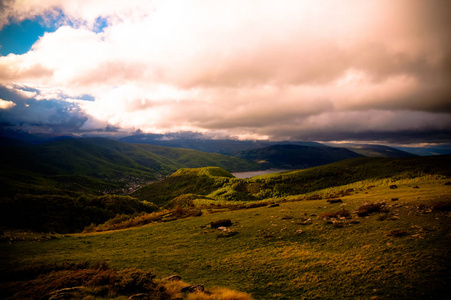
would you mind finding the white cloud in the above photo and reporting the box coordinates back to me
[0,0,450,142]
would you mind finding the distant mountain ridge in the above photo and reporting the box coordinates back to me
[119,133,325,155]
[236,144,363,169]
[325,143,417,158]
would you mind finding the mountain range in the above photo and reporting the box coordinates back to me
[0,133,425,198]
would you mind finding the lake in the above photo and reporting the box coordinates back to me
[231,169,290,178]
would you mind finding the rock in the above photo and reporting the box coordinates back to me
[181,284,205,293]
[391,198,399,201]
[128,293,151,300]
[210,219,232,228]
[295,229,303,234]
[299,218,312,225]
[389,185,398,189]
[413,186,420,189]
[327,199,343,204]
[164,275,182,281]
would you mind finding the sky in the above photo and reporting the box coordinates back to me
[0,0,450,145]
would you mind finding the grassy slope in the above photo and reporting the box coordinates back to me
[0,138,257,196]
[132,167,235,206]
[133,156,451,206]
[2,176,450,299]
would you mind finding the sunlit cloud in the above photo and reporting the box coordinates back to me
[0,98,16,109]
[0,0,450,143]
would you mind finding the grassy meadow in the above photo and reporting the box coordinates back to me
[1,174,450,299]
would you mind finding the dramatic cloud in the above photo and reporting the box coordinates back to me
[0,0,450,142]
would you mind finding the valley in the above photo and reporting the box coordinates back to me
[0,136,450,299]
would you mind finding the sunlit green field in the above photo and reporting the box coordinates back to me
[2,176,450,299]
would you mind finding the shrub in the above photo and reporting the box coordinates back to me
[171,206,202,219]
[319,209,350,220]
[211,219,232,228]
[0,194,158,233]
[432,201,451,211]
[386,229,409,237]
[357,202,386,217]
[113,268,156,294]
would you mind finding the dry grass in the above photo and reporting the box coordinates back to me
[1,262,252,300]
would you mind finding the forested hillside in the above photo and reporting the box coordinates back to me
[0,137,257,196]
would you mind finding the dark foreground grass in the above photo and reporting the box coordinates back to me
[1,178,450,299]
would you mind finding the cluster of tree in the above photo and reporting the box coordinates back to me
[0,194,158,233]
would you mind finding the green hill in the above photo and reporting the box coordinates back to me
[0,138,258,197]
[133,155,451,206]
[132,167,235,206]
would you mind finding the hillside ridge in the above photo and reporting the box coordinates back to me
[132,155,451,206]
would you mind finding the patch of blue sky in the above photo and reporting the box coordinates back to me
[93,17,109,33]
[78,94,96,101]
[0,17,57,56]
[0,13,109,56]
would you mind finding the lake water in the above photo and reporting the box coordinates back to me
[231,169,290,179]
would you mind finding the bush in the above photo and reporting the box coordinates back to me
[319,209,350,220]
[386,229,409,237]
[211,219,232,228]
[357,202,386,217]
[432,201,451,211]
[0,194,158,233]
